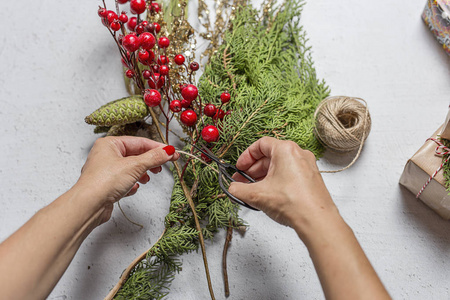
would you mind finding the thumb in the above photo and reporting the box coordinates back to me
[228,181,264,210]
[133,146,175,172]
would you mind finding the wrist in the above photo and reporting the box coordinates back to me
[291,205,348,247]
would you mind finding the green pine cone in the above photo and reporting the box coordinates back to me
[85,96,149,126]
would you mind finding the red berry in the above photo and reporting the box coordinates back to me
[142,70,151,79]
[153,22,161,33]
[190,62,199,71]
[148,50,155,63]
[213,109,225,120]
[125,69,135,78]
[181,84,198,101]
[204,104,216,117]
[118,13,128,23]
[179,83,187,91]
[127,17,137,31]
[174,54,185,65]
[117,0,128,3]
[148,73,165,89]
[159,65,169,76]
[106,10,118,24]
[180,110,198,127]
[181,99,191,108]
[152,64,160,73]
[157,55,168,65]
[110,20,121,31]
[144,89,162,107]
[138,49,150,64]
[201,125,219,143]
[139,32,156,50]
[130,0,147,14]
[169,100,182,112]
[158,36,170,48]
[140,21,149,28]
[135,24,145,35]
[122,34,140,52]
[98,7,108,18]
[220,92,231,104]
[151,2,161,13]
[146,23,155,33]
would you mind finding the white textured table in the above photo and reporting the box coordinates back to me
[1,0,449,299]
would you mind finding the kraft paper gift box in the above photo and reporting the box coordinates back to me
[422,0,450,56]
[399,125,450,219]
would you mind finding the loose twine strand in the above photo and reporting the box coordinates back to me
[314,96,371,173]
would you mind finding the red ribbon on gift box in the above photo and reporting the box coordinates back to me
[416,138,450,198]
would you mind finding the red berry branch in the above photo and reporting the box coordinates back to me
[97,1,239,299]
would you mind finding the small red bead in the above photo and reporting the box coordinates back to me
[118,13,128,23]
[152,64,160,73]
[174,54,185,65]
[130,0,147,14]
[180,110,198,127]
[125,69,135,78]
[98,7,108,18]
[142,70,151,79]
[106,10,118,24]
[213,109,225,120]
[190,62,199,71]
[140,21,149,29]
[135,24,145,35]
[157,55,168,65]
[139,32,156,50]
[122,34,140,52]
[181,84,198,101]
[181,99,191,108]
[201,125,220,143]
[220,92,231,104]
[110,20,121,31]
[159,65,169,76]
[117,0,128,4]
[153,22,161,34]
[204,104,216,117]
[148,73,165,89]
[138,49,150,64]
[144,89,162,107]
[169,100,182,112]
[158,36,170,48]
[127,17,137,31]
[151,2,161,13]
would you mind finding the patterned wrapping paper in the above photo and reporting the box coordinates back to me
[400,125,450,220]
[423,0,450,56]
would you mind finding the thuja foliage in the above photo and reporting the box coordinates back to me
[115,0,329,298]
[442,138,450,190]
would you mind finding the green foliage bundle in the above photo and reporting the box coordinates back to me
[114,0,329,298]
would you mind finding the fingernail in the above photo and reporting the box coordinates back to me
[163,145,175,156]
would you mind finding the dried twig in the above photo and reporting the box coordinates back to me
[222,223,233,297]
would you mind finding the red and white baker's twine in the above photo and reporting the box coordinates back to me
[416,138,450,198]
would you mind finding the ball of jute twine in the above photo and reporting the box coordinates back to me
[314,96,371,173]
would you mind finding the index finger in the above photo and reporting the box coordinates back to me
[109,136,168,156]
[236,136,278,170]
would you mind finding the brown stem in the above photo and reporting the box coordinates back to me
[104,229,167,300]
[223,224,233,297]
[106,107,216,300]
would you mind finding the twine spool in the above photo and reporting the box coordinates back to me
[314,96,371,172]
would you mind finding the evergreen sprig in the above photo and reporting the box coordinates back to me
[114,0,329,298]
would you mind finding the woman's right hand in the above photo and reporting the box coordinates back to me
[229,137,339,232]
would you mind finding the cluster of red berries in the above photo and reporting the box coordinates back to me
[99,1,232,146]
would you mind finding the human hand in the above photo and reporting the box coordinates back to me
[229,137,338,231]
[75,136,179,224]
